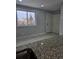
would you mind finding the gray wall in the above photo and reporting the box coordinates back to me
[16,10,46,37]
[16,5,53,37]
[52,14,60,34]
[51,6,63,35]
[16,5,61,38]
[45,12,52,32]
[59,6,63,35]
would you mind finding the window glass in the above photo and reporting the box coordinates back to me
[28,12,36,26]
[17,10,28,26]
[17,10,36,26]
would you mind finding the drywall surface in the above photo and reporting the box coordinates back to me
[59,7,63,35]
[52,14,60,34]
[16,6,52,38]
[16,10,46,37]
[51,6,63,35]
[16,5,60,38]
[45,12,52,32]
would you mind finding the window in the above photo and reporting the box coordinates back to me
[16,10,36,26]
[28,12,36,26]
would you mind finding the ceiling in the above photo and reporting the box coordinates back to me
[16,0,63,11]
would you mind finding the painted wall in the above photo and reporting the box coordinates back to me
[59,6,63,35]
[16,5,53,38]
[45,12,52,32]
[52,14,60,34]
[17,10,46,37]
[16,5,61,38]
[51,7,63,35]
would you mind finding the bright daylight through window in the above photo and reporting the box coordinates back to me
[17,10,36,26]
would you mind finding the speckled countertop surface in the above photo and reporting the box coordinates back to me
[16,35,63,59]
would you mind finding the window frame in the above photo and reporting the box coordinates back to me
[16,9,36,27]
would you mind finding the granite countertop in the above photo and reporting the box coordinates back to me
[16,35,63,59]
